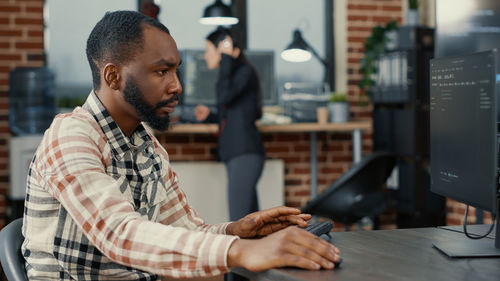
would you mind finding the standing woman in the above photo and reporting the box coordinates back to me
[196,27,265,222]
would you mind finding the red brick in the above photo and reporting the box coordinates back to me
[279,156,301,164]
[15,42,43,49]
[285,201,301,208]
[26,6,43,13]
[348,4,379,11]
[293,145,309,152]
[164,135,190,144]
[348,26,372,32]
[265,146,290,153]
[320,167,343,174]
[0,30,22,37]
[293,167,310,175]
[382,6,402,12]
[294,190,310,196]
[260,134,274,142]
[332,155,352,162]
[166,148,178,155]
[192,135,217,143]
[285,179,304,186]
[372,16,398,23]
[275,134,302,142]
[180,147,205,155]
[0,5,21,12]
[27,30,43,37]
[348,15,369,21]
[14,17,43,25]
[347,57,361,63]
[324,144,343,152]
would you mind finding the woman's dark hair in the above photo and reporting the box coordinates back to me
[206,27,262,118]
[86,10,170,90]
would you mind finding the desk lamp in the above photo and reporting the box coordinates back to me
[281,29,327,66]
[199,0,239,26]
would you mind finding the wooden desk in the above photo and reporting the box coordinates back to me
[166,121,372,203]
[232,226,500,281]
[167,121,371,135]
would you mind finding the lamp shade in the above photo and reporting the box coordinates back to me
[281,30,313,62]
[200,0,239,25]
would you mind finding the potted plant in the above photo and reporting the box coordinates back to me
[359,20,398,98]
[407,0,419,26]
[328,92,349,123]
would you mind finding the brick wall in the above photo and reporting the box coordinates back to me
[346,0,403,119]
[345,0,403,229]
[0,0,44,229]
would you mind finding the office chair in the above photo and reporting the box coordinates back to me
[302,152,397,230]
[0,217,29,281]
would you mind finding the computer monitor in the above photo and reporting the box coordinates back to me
[430,50,500,257]
[178,49,277,106]
[436,0,500,67]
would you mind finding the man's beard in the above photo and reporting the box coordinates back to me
[123,76,178,131]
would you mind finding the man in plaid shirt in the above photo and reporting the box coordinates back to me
[21,11,341,280]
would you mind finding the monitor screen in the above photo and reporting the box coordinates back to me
[436,0,500,67]
[430,50,498,214]
[178,49,276,106]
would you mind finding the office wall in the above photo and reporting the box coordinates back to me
[46,0,136,86]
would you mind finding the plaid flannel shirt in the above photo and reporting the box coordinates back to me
[22,92,238,280]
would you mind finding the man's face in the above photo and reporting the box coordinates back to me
[121,26,182,130]
[122,75,176,130]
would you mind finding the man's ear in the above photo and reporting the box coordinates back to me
[103,63,121,90]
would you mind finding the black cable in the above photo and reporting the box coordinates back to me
[463,205,497,239]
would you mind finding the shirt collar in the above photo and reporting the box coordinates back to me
[82,91,153,158]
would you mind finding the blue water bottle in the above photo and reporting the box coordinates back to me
[9,67,56,135]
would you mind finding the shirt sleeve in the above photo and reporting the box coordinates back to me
[216,54,254,106]
[35,114,238,278]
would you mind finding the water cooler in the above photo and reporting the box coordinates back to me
[7,67,55,222]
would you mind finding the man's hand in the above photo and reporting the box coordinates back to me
[227,226,341,271]
[226,206,311,238]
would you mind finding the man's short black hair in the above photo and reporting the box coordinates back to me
[86,10,170,90]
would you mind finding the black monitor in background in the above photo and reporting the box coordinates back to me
[430,50,500,257]
[178,49,276,106]
[436,0,500,69]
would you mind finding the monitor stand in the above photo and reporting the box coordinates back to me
[433,234,500,257]
[434,202,500,257]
